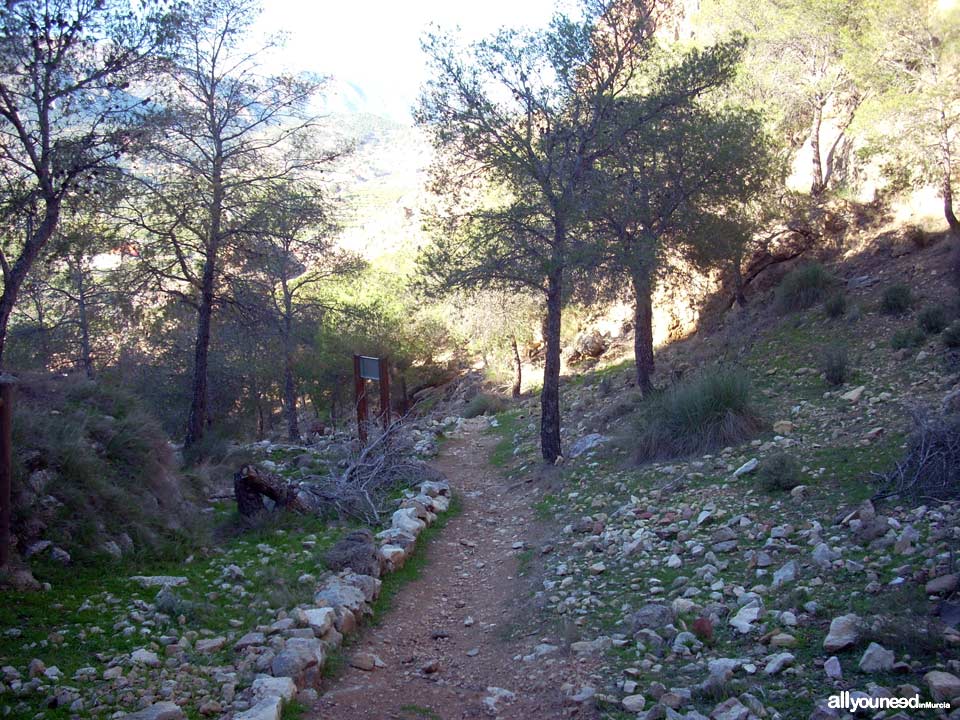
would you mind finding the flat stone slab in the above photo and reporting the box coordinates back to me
[251,675,297,702]
[195,637,226,653]
[130,576,188,588]
[235,632,266,650]
[234,697,282,720]
[121,702,185,720]
[130,649,160,667]
[299,607,335,636]
[271,637,325,679]
[314,579,367,614]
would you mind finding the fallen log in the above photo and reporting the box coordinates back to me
[233,464,312,517]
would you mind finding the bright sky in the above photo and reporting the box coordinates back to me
[254,0,562,124]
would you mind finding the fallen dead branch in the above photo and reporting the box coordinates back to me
[872,409,960,503]
[234,419,444,525]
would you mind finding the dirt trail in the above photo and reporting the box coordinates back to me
[310,419,598,720]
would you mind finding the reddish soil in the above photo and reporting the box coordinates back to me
[309,421,599,720]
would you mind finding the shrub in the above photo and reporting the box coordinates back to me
[775,263,835,313]
[874,410,959,503]
[944,321,960,349]
[918,306,949,334]
[12,376,202,561]
[891,327,926,350]
[633,367,765,462]
[880,284,914,315]
[819,344,850,386]
[463,392,507,418]
[824,292,847,318]
[756,452,804,492]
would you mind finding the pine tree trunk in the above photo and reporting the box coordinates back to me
[0,199,61,370]
[283,361,299,441]
[540,266,563,463]
[632,269,655,396]
[511,334,522,398]
[810,101,825,197]
[185,160,223,449]
[940,128,960,288]
[281,288,299,441]
[185,287,213,448]
[256,393,265,441]
[74,265,94,378]
[942,147,960,238]
[400,373,409,414]
[0,291,18,374]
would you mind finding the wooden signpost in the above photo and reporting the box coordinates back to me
[353,355,390,445]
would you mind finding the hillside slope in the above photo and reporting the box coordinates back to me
[491,234,960,719]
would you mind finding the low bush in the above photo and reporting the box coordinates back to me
[874,410,959,503]
[756,452,805,492]
[463,392,507,418]
[880,284,914,315]
[775,263,835,313]
[891,327,926,350]
[942,321,960,349]
[918,306,949,334]
[12,375,202,561]
[824,292,847,318]
[633,367,765,462]
[819,344,850,386]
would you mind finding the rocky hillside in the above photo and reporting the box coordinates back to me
[490,232,960,718]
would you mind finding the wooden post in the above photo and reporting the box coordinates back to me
[353,354,368,446]
[378,357,391,430]
[0,375,17,569]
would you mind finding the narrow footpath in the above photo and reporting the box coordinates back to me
[310,419,599,720]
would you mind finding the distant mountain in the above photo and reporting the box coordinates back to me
[319,78,380,117]
[320,109,433,266]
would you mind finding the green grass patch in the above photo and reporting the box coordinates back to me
[320,647,346,679]
[533,493,559,520]
[488,410,523,469]
[282,701,309,720]
[399,704,442,720]
[809,438,906,504]
[12,376,206,562]
[516,548,534,576]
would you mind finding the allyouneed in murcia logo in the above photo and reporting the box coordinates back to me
[827,690,951,713]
